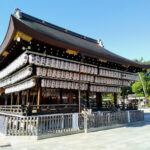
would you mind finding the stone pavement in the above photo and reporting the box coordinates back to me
[0,110,150,150]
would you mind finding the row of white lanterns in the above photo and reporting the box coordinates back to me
[41,79,88,90]
[0,67,32,88]
[41,78,121,93]
[29,54,98,74]
[0,53,28,80]
[122,73,139,81]
[99,69,139,81]
[99,69,121,78]
[0,52,138,84]
[90,85,121,93]
[95,76,131,86]
[29,54,80,72]
[5,79,36,94]
[36,67,94,82]
[29,54,138,80]
[36,67,131,86]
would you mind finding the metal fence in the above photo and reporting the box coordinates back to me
[0,110,144,137]
[86,111,128,130]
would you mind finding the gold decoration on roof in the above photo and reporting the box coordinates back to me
[2,51,9,57]
[98,58,107,63]
[66,49,78,55]
[14,31,32,42]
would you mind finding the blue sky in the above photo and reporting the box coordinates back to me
[0,0,150,61]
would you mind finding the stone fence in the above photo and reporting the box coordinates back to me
[0,110,144,139]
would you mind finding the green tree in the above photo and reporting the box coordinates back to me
[121,58,150,104]
[132,81,144,97]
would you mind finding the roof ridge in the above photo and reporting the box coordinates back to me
[14,9,99,44]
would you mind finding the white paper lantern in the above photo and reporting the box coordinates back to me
[36,67,42,76]
[41,79,46,87]
[40,57,46,66]
[47,69,52,77]
[46,58,51,67]
[42,68,47,76]
[46,80,51,87]
[35,55,40,65]
[29,54,35,64]
[51,59,56,68]
[60,60,65,69]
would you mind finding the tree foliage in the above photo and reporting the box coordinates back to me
[122,58,150,100]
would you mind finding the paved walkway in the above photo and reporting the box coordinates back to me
[1,110,150,150]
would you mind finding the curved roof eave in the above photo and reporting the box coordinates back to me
[0,16,16,55]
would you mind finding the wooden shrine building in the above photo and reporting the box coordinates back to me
[0,9,149,115]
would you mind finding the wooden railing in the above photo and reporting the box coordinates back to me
[0,104,78,115]
[0,105,25,115]
[0,103,138,116]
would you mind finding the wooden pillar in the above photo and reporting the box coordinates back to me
[86,91,89,108]
[76,91,78,104]
[96,92,102,109]
[78,89,81,113]
[17,92,21,105]
[26,90,30,105]
[60,89,63,104]
[114,93,117,106]
[11,93,14,105]
[37,87,42,109]
[68,90,73,104]
[78,63,81,113]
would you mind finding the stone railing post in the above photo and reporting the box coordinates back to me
[127,111,131,123]
[84,114,88,133]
